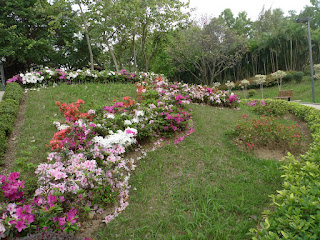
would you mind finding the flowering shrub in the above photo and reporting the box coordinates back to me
[235,114,302,151]
[7,68,154,88]
[247,99,289,116]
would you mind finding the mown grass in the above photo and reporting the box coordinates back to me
[234,77,320,103]
[10,83,137,194]
[95,105,283,239]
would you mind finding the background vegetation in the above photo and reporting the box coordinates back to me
[2,0,320,86]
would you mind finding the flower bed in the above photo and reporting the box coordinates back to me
[1,71,240,238]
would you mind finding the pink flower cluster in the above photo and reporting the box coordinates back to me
[0,172,24,201]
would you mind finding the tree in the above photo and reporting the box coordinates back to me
[88,0,189,72]
[168,18,247,85]
[0,0,52,76]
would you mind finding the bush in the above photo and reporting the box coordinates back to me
[0,129,7,163]
[248,89,256,97]
[3,82,23,103]
[247,99,289,116]
[293,71,304,83]
[0,114,15,136]
[283,72,294,82]
[0,99,19,116]
[235,114,302,152]
[250,102,320,239]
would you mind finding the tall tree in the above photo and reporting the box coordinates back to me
[168,18,247,85]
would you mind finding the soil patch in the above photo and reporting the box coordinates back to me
[234,113,313,161]
[1,93,28,176]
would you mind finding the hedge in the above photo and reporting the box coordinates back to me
[249,100,320,239]
[0,83,23,164]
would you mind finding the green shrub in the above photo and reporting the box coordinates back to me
[0,114,15,136]
[293,71,304,83]
[283,73,294,82]
[247,99,289,116]
[248,89,256,97]
[0,99,19,116]
[250,102,320,239]
[3,82,23,103]
[0,129,7,162]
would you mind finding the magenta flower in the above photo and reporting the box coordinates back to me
[8,172,20,182]
[15,220,27,232]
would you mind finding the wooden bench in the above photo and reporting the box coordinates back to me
[274,89,293,101]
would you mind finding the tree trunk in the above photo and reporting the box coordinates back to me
[77,0,94,71]
[104,37,119,72]
[132,32,137,72]
[141,24,148,72]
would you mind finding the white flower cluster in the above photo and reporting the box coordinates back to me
[53,121,70,131]
[213,82,221,88]
[67,72,79,80]
[93,127,138,149]
[271,70,286,79]
[255,74,266,84]
[240,79,250,86]
[225,81,235,90]
[20,72,44,84]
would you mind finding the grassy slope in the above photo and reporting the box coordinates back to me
[96,105,282,240]
[10,83,285,239]
[234,77,320,103]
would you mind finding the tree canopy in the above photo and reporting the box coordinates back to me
[1,0,319,85]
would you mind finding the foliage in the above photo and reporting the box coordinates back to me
[283,73,294,82]
[247,99,289,116]
[293,71,304,83]
[248,89,256,97]
[250,102,320,239]
[314,64,320,80]
[167,18,247,85]
[3,82,24,103]
[235,114,302,152]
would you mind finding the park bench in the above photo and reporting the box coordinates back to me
[274,89,293,101]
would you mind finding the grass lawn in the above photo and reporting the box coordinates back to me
[8,83,289,239]
[95,104,283,239]
[234,77,320,103]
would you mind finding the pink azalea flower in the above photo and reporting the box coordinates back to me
[15,220,27,232]
[8,172,20,182]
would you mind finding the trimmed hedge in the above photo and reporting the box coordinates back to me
[0,83,23,164]
[3,82,24,102]
[249,101,320,239]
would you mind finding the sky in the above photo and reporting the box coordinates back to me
[187,0,312,21]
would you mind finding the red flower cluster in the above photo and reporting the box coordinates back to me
[48,128,70,150]
[55,99,90,122]
[122,96,135,107]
